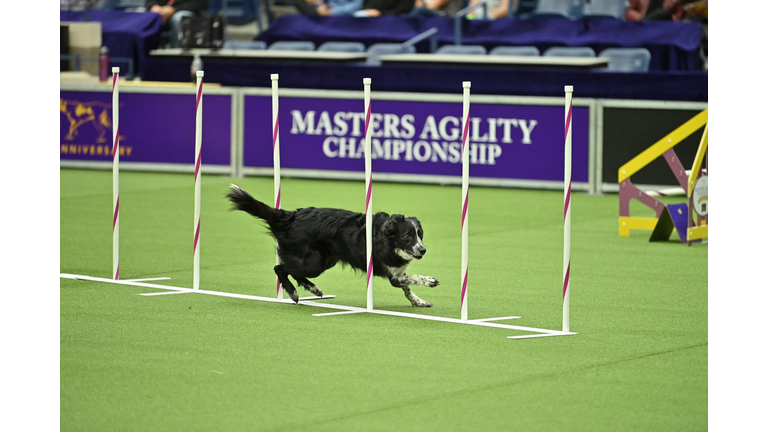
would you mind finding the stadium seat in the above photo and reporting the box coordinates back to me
[582,0,628,19]
[317,41,366,53]
[598,47,652,72]
[365,43,416,66]
[435,44,488,55]
[543,46,597,57]
[223,40,267,50]
[529,0,586,19]
[489,46,541,56]
[267,41,316,51]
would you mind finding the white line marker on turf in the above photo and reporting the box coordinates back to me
[313,310,368,317]
[472,316,522,322]
[61,274,576,339]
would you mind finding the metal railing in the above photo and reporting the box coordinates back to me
[454,0,489,46]
[402,27,440,53]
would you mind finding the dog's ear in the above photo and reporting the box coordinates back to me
[381,219,397,237]
[382,214,405,237]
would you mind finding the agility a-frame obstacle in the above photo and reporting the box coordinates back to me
[61,76,577,340]
[618,109,708,245]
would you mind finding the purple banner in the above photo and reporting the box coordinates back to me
[243,94,589,184]
[60,90,232,166]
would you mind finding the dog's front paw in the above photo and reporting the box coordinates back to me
[404,288,432,307]
[426,277,439,287]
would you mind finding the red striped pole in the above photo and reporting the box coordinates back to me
[193,70,204,290]
[111,67,120,280]
[461,81,471,321]
[271,74,283,299]
[563,85,573,332]
[364,78,373,310]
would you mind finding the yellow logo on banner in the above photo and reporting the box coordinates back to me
[60,98,132,158]
[60,98,113,143]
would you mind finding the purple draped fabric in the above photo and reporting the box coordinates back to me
[141,58,707,102]
[256,15,703,72]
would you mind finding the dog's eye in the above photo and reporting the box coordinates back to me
[417,230,423,238]
[404,233,411,240]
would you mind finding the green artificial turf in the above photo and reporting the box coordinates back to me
[60,168,707,431]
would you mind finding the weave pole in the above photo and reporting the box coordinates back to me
[271,74,283,299]
[363,78,374,310]
[193,70,204,290]
[111,67,120,280]
[563,85,573,332]
[460,81,471,321]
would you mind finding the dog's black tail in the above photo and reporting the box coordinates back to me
[226,184,291,228]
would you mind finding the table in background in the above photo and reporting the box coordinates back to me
[61,10,162,76]
[150,48,369,65]
[377,53,611,70]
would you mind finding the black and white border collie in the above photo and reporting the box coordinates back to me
[226,185,440,307]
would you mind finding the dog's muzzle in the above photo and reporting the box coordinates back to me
[412,247,427,260]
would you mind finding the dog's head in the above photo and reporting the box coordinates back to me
[382,214,427,261]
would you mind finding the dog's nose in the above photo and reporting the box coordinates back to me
[418,247,427,256]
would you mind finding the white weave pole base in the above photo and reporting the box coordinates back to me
[60,274,575,338]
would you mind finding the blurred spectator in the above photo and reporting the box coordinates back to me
[93,0,121,8]
[61,0,98,10]
[405,0,463,17]
[625,0,707,71]
[146,0,209,47]
[683,0,707,20]
[293,0,364,16]
[626,0,703,21]
[353,0,415,16]
[625,0,653,21]
[645,0,684,20]
[465,0,510,20]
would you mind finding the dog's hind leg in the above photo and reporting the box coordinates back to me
[294,276,323,297]
[274,265,299,304]
[281,248,330,298]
